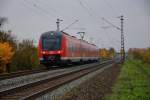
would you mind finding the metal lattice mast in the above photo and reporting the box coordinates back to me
[102,16,125,63]
[120,15,125,63]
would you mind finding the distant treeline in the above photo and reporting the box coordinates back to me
[128,48,150,64]
[99,48,116,59]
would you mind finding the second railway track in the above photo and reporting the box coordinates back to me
[0,60,114,100]
[0,66,71,81]
[0,68,46,81]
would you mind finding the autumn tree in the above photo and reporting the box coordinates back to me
[0,17,16,72]
[109,47,115,58]
[0,17,39,72]
[143,48,150,63]
[128,48,150,64]
[99,48,110,59]
[0,31,16,72]
[0,17,17,47]
[0,31,17,49]
[0,42,14,72]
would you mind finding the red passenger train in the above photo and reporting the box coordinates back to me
[38,31,99,67]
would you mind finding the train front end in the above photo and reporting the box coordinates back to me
[38,31,62,67]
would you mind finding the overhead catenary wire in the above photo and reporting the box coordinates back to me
[19,0,53,20]
[102,17,121,30]
[23,0,80,32]
[35,0,58,15]
[33,0,77,21]
[76,0,105,23]
[102,0,119,16]
[103,28,120,48]
[101,20,120,48]
[75,0,119,43]
[22,0,122,50]
[75,0,106,46]
[76,0,123,43]
[83,0,124,52]
[101,15,121,50]
[24,0,56,18]
[76,0,94,18]
[102,15,126,62]
[81,0,103,19]
[62,20,79,31]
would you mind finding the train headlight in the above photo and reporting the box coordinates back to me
[57,50,61,54]
[42,51,46,54]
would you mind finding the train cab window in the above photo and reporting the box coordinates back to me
[42,38,61,50]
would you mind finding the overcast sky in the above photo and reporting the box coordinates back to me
[0,0,150,51]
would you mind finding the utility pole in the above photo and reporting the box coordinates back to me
[102,16,125,63]
[56,18,63,31]
[120,15,125,63]
[61,20,79,31]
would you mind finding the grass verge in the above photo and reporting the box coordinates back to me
[106,59,150,100]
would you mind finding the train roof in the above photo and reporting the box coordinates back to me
[62,31,97,47]
[41,31,97,47]
[41,31,61,36]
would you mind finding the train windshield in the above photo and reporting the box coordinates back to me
[42,37,61,50]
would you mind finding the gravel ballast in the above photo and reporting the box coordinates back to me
[0,63,98,92]
[61,63,121,100]
[36,63,114,100]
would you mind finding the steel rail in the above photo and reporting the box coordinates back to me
[0,60,111,81]
[0,60,113,100]
[0,68,47,81]
[0,65,75,81]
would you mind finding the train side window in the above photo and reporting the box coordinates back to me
[72,43,75,52]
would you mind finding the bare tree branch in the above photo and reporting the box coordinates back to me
[0,17,7,28]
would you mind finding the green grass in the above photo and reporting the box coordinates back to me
[106,59,150,100]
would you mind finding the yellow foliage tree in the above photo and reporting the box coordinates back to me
[0,42,14,72]
[99,48,110,58]
[143,48,150,63]
[109,48,115,58]
[128,48,150,64]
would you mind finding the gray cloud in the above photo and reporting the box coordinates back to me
[0,0,150,51]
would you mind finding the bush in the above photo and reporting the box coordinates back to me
[143,48,150,64]
[128,48,150,64]
[99,48,116,59]
[11,40,39,71]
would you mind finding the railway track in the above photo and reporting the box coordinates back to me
[0,60,114,100]
[0,62,98,81]
[0,69,46,81]
[0,65,73,81]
